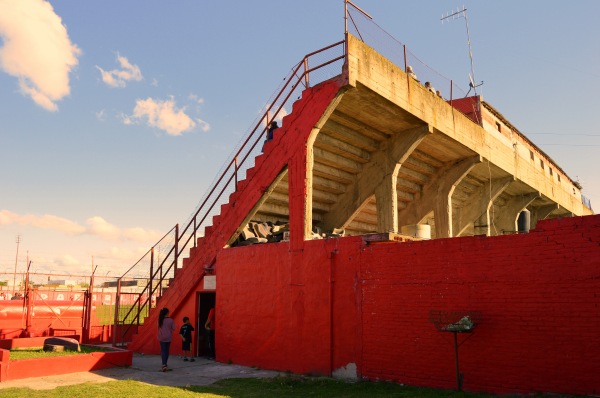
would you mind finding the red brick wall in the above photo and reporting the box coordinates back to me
[217,215,600,395]
[217,237,363,374]
[361,215,600,395]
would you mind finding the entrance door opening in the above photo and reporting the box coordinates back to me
[197,292,215,358]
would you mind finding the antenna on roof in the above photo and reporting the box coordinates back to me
[441,6,483,96]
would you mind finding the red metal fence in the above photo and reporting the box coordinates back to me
[0,272,146,345]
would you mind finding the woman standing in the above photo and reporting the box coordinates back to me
[158,307,175,372]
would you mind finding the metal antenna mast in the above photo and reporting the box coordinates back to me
[441,6,482,95]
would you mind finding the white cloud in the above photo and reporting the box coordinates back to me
[53,254,82,269]
[96,54,143,88]
[196,118,210,132]
[123,227,161,242]
[262,103,288,128]
[190,94,210,132]
[0,209,85,235]
[121,113,134,125]
[86,216,121,240]
[188,94,204,105]
[127,96,197,136]
[0,0,81,111]
[92,245,150,270]
[0,210,162,243]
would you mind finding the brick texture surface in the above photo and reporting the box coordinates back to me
[218,215,600,395]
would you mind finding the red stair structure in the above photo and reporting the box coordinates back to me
[125,42,346,353]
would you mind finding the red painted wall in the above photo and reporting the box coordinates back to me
[449,96,481,125]
[217,236,363,375]
[128,77,345,354]
[217,215,600,395]
[0,300,99,339]
[0,347,132,382]
[122,71,598,395]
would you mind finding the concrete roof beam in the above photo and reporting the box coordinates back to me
[454,176,514,236]
[320,125,431,233]
[491,192,541,235]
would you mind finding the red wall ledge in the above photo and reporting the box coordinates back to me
[0,341,132,382]
[0,336,79,350]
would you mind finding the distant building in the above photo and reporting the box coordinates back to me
[47,279,78,287]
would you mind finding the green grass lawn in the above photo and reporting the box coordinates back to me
[0,377,505,398]
[9,345,113,360]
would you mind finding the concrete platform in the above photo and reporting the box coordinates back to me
[0,354,281,390]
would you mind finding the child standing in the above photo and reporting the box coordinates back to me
[180,316,195,362]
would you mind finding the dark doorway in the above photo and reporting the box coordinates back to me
[197,292,215,357]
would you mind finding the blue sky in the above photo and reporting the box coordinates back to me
[1,0,598,279]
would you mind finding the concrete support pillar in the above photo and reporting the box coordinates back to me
[530,204,559,229]
[375,170,399,233]
[454,176,514,236]
[288,144,309,251]
[434,195,453,239]
[473,213,489,236]
[304,132,316,239]
[492,192,540,235]
[435,156,483,238]
[321,124,431,233]
[398,155,482,233]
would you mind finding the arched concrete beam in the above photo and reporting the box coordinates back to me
[454,176,514,237]
[492,192,541,235]
[398,155,482,238]
[320,124,432,233]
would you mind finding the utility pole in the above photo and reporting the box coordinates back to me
[13,235,21,295]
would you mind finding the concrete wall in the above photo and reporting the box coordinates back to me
[216,214,600,395]
[346,35,589,216]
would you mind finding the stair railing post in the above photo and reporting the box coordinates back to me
[174,224,179,274]
[303,57,310,88]
[113,277,121,346]
[234,156,239,188]
[85,272,94,343]
[158,246,164,299]
[136,286,142,328]
[149,246,154,307]
[193,218,197,248]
